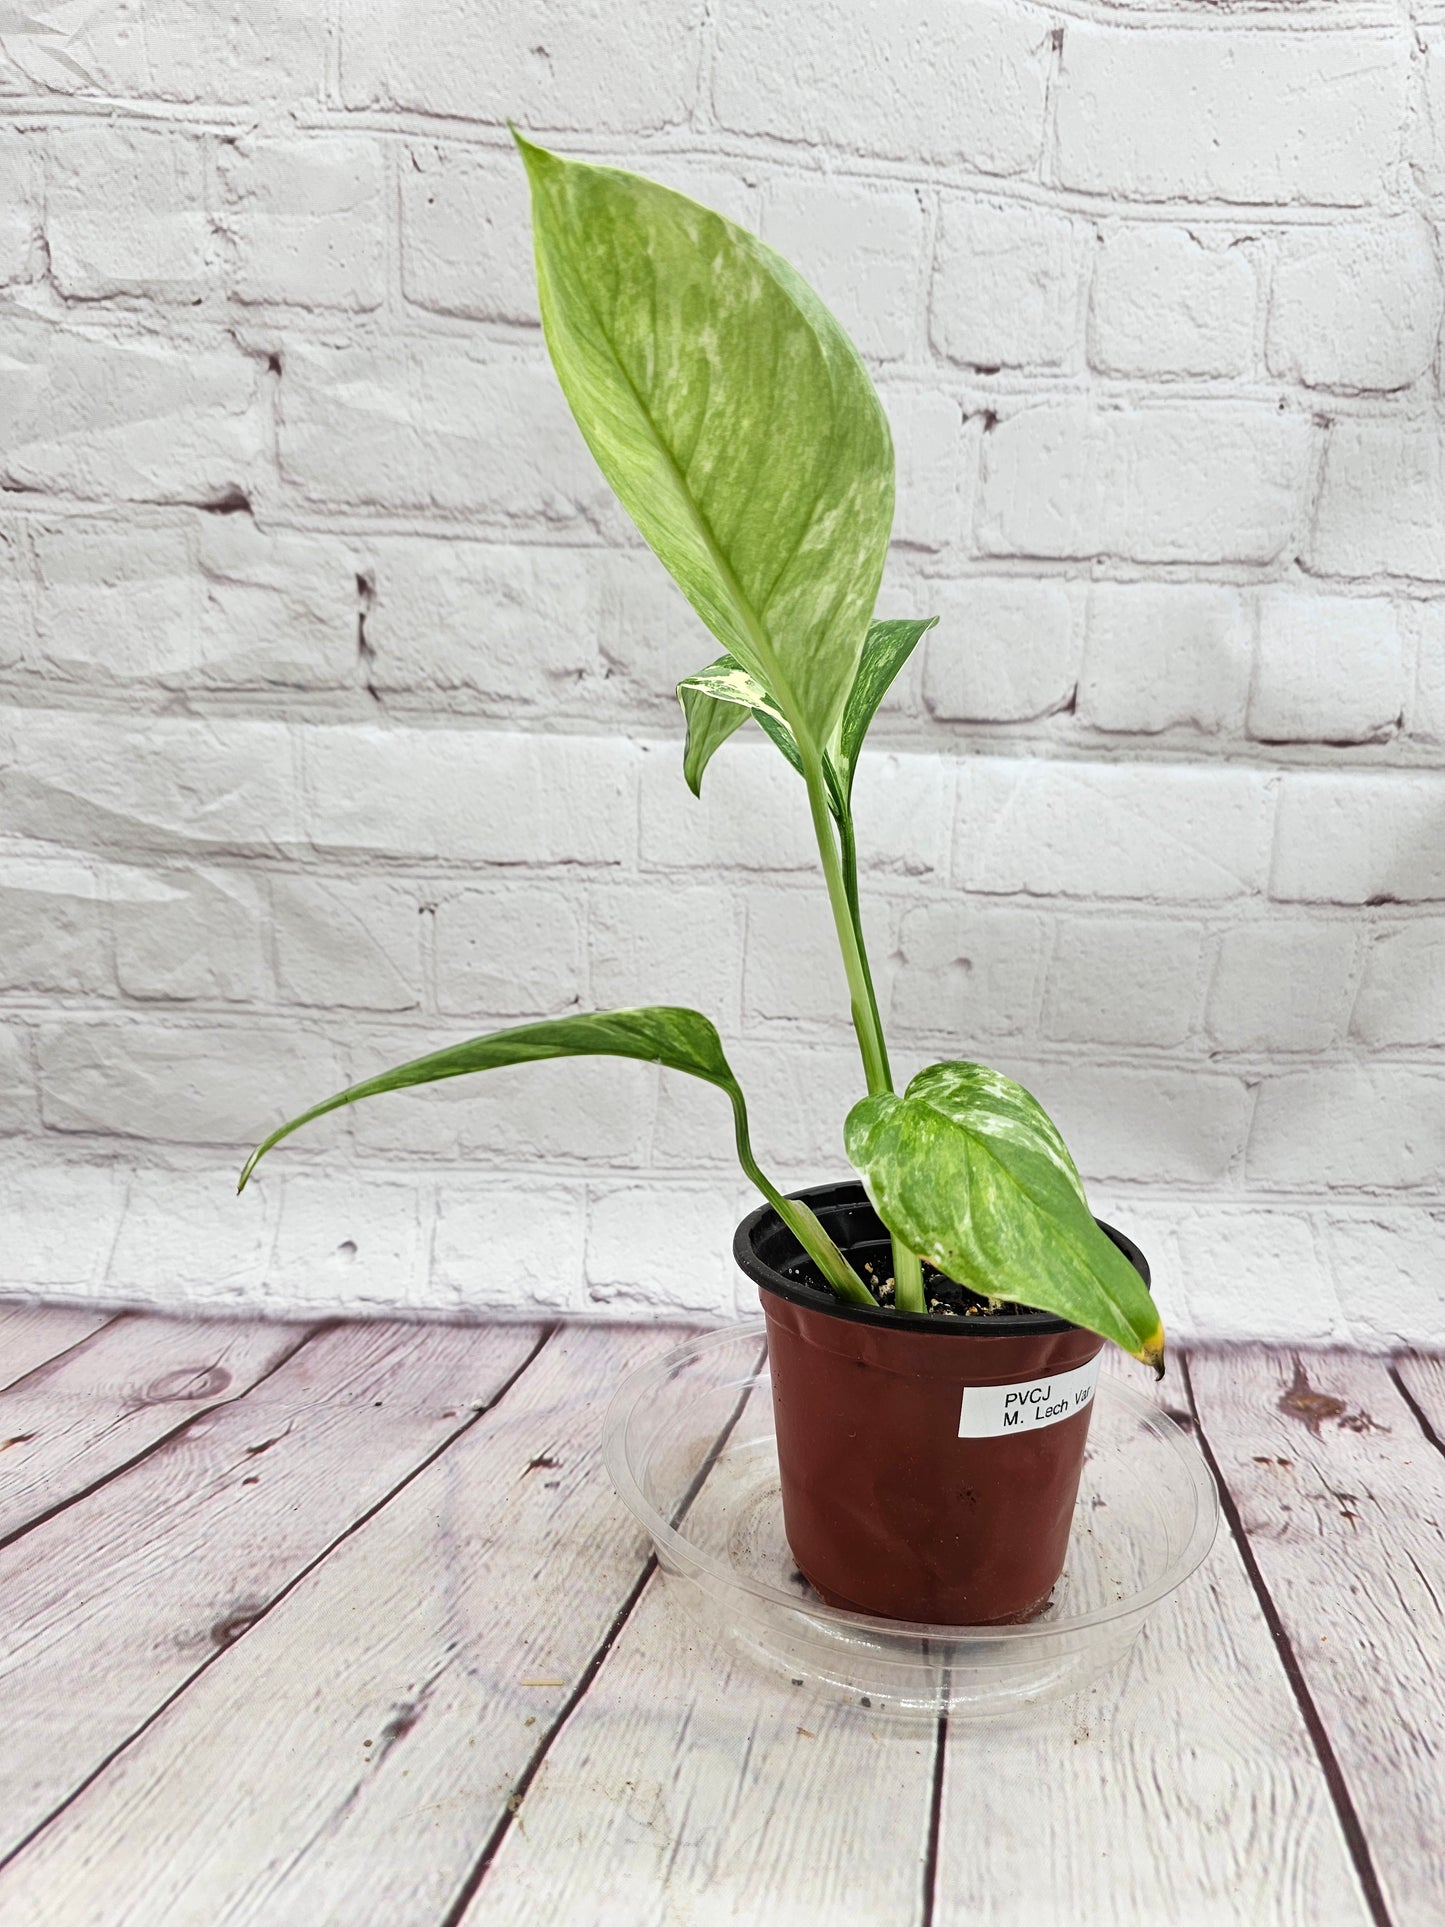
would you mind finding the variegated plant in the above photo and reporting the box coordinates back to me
[239,137,1164,1373]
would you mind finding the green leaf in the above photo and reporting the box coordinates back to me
[236,1004,875,1308]
[677,654,801,795]
[676,618,934,804]
[518,134,893,752]
[844,1063,1166,1371]
[835,617,937,801]
[239,1008,745,1192]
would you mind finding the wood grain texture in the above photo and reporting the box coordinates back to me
[467,1362,934,1927]
[0,1304,116,1391]
[0,1313,309,1539]
[0,1324,672,1927]
[1189,1347,1445,1927]
[0,1319,544,1865]
[464,1557,938,1927]
[932,1349,1371,1927]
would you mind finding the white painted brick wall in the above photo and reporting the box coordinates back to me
[2,0,1444,1350]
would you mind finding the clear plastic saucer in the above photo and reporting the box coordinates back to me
[603,1322,1219,1721]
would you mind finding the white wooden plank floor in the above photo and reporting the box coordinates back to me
[0,1308,1439,1927]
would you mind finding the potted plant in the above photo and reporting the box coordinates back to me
[239,136,1165,1628]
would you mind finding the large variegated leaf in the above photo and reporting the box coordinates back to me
[678,654,801,795]
[238,1007,874,1306]
[845,1062,1165,1370]
[519,135,893,751]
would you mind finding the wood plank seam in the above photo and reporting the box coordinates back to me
[0,1320,321,1558]
[1179,1354,1394,1927]
[919,1705,949,1927]
[0,1310,126,1395]
[0,1321,559,1883]
[1388,1362,1445,1464]
[443,1340,766,1927]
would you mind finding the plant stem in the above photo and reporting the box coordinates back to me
[725,1085,876,1307]
[801,745,926,1315]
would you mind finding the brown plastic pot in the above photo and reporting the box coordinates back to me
[734,1181,1151,1627]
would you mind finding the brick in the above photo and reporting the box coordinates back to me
[46,0,328,103]
[219,137,385,311]
[931,201,1085,371]
[108,1170,277,1302]
[0,313,263,507]
[1088,226,1257,380]
[713,0,1048,176]
[1172,1209,1344,1344]
[0,1025,37,1134]
[1041,916,1205,1048]
[1327,1213,1445,1348]
[1206,921,1359,1053]
[851,752,951,879]
[1271,773,1445,904]
[365,542,601,704]
[0,1160,126,1292]
[1308,420,1445,581]
[432,1181,585,1313]
[347,1034,653,1166]
[29,521,196,683]
[195,519,362,688]
[587,1183,738,1316]
[1249,1067,1445,1189]
[1352,921,1445,1048]
[0,709,298,856]
[1018,1061,1251,1186]
[597,548,719,720]
[272,877,422,1012]
[954,760,1274,902]
[109,865,268,1004]
[875,386,974,553]
[1249,590,1404,745]
[46,127,208,303]
[278,341,613,524]
[0,130,35,285]
[922,578,1080,723]
[341,0,705,129]
[641,737,813,872]
[761,175,924,362]
[269,1176,425,1311]
[0,520,28,669]
[304,726,636,865]
[977,403,1312,565]
[744,885,889,1029]
[435,885,584,1017]
[0,856,109,993]
[1415,29,1445,198]
[1404,602,1445,741]
[888,901,1048,1042]
[39,1021,344,1147]
[1054,25,1408,207]
[1078,584,1250,735]
[589,883,740,1026]
[25,517,359,690]
[1268,218,1441,394]
[401,145,536,324]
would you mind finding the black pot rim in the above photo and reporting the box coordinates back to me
[733,1179,1150,1339]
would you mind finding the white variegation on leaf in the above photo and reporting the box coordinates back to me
[518,134,893,756]
[845,1063,1166,1370]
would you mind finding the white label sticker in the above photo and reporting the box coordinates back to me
[958,1355,1102,1439]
